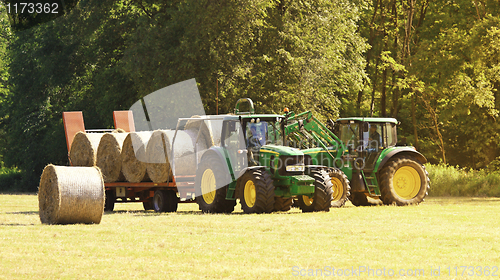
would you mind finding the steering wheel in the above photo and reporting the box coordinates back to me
[248,136,262,149]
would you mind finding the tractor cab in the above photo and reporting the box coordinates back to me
[232,98,283,166]
[336,117,398,171]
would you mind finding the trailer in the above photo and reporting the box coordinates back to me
[62,110,197,213]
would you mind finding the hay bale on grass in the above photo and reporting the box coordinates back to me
[69,132,104,166]
[121,131,152,182]
[38,164,104,225]
[96,132,128,182]
[146,130,207,182]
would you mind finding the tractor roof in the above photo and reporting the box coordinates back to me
[336,117,398,124]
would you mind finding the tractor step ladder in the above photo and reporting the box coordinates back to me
[361,170,381,196]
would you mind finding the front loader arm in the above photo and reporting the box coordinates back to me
[284,111,344,152]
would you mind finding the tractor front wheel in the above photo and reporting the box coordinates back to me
[298,169,333,212]
[328,168,350,208]
[274,196,293,212]
[195,155,236,213]
[379,156,430,205]
[239,169,275,214]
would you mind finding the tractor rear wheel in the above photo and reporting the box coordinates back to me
[195,155,236,213]
[239,169,275,214]
[298,169,333,212]
[379,156,430,205]
[274,196,293,212]
[328,168,350,208]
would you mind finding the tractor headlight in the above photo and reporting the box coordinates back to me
[286,165,305,172]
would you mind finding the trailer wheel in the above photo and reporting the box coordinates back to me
[379,156,430,205]
[298,169,333,212]
[274,196,293,212]
[164,190,178,212]
[104,190,115,212]
[195,155,235,213]
[143,199,153,211]
[239,169,274,214]
[328,168,350,208]
[153,190,167,212]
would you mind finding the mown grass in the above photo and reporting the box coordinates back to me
[1,194,500,279]
[426,163,500,197]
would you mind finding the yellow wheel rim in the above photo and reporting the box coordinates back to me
[244,180,256,208]
[201,169,216,204]
[302,195,314,206]
[331,177,344,201]
[393,166,421,199]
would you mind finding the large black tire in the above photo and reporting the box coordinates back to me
[379,156,430,205]
[153,190,178,212]
[349,192,383,206]
[104,190,115,212]
[298,169,333,212]
[238,169,275,214]
[274,196,293,212]
[165,190,179,212]
[195,155,236,213]
[327,168,350,207]
[143,199,154,211]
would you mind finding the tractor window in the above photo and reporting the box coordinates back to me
[339,123,359,150]
[246,121,268,149]
[383,123,397,147]
[366,123,381,151]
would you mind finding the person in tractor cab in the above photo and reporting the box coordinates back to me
[368,125,381,150]
[247,123,266,149]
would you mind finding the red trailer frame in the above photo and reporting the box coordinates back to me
[62,111,196,211]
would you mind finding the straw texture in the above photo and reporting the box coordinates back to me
[146,129,207,182]
[69,132,104,166]
[121,131,152,182]
[38,164,105,225]
[96,133,128,183]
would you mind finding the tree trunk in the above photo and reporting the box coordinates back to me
[412,93,419,150]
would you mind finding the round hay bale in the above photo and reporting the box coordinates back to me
[69,132,104,166]
[185,116,214,148]
[145,130,173,183]
[146,130,207,182]
[96,133,129,183]
[38,164,105,225]
[121,131,152,182]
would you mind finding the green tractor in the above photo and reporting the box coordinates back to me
[194,99,344,213]
[283,111,430,206]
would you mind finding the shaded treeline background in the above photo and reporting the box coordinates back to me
[0,0,499,192]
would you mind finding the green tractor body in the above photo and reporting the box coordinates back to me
[194,99,334,213]
[283,111,430,206]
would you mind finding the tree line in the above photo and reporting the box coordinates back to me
[0,0,499,191]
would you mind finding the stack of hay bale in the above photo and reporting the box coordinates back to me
[38,119,214,224]
[68,120,213,183]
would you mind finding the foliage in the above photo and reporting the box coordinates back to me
[0,0,368,191]
[0,166,23,192]
[426,163,500,197]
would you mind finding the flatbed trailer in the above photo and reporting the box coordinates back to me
[62,111,196,212]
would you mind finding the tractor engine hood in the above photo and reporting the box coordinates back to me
[259,144,304,156]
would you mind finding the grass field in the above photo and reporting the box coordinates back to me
[1,195,500,279]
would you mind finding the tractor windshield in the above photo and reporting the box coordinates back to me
[338,122,359,151]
